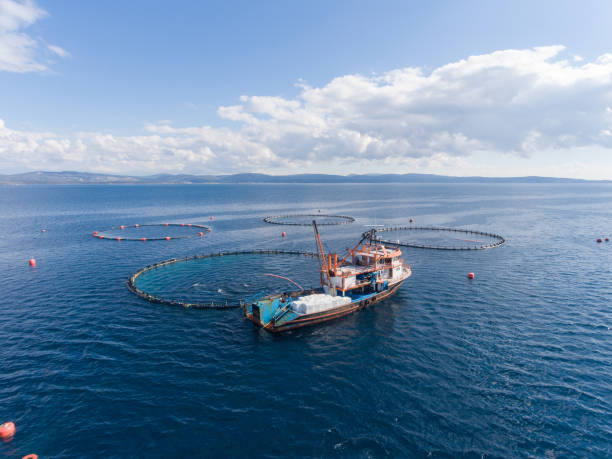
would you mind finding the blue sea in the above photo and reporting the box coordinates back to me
[1,183,611,458]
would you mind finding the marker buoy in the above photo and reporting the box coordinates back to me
[164,223,168,226]
[282,231,286,238]
[181,223,185,226]
[28,259,36,267]
[116,237,122,241]
[135,224,139,227]
[41,229,46,233]
[0,421,15,438]
[141,238,147,242]
[597,238,603,243]
[165,236,171,241]
[467,272,475,279]
[22,455,38,459]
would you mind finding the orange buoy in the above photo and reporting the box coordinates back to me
[165,236,171,241]
[28,259,36,267]
[0,421,16,438]
[116,237,121,241]
[141,238,147,242]
[135,224,139,227]
[164,222,169,226]
[181,223,185,227]
[22,454,38,459]
[597,238,603,243]
[93,231,98,236]
[282,231,286,238]
[467,272,475,279]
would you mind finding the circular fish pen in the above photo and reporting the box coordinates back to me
[94,223,211,241]
[368,226,505,250]
[263,214,355,226]
[127,250,320,309]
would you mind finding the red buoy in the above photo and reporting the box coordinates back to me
[141,238,147,242]
[210,216,214,221]
[0,421,16,439]
[467,272,475,279]
[135,224,139,227]
[41,229,46,233]
[116,237,121,241]
[166,236,171,240]
[597,238,603,243]
[181,223,185,227]
[93,231,98,236]
[282,231,286,238]
[28,259,36,267]
[164,222,169,226]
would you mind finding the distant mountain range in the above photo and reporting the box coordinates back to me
[0,170,605,184]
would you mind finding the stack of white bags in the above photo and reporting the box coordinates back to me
[291,294,351,314]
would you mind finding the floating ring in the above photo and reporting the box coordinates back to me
[263,214,355,226]
[127,249,319,309]
[93,223,211,241]
[367,226,505,250]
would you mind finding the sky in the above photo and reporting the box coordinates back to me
[2,0,612,178]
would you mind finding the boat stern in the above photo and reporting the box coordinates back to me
[243,294,300,329]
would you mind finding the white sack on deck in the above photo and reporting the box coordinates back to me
[291,294,351,314]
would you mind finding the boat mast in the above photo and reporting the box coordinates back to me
[312,220,331,287]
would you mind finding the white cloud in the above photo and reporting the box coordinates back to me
[0,0,68,72]
[3,45,612,178]
[46,43,69,58]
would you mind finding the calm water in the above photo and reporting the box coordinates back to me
[1,183,611,458]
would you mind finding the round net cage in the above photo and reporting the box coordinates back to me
[127,250,321,309]
[94,223,210,241]
[369,226,505,250]
[263,214,355,226]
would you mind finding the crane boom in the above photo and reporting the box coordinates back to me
[312,220,331,287]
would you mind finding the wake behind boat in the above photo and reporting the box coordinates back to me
[243,221,411,332]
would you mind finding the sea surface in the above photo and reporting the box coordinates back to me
[1,183,611,458]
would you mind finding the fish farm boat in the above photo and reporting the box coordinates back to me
[243,222,412,332]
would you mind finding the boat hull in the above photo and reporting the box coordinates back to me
[245,280,405,333]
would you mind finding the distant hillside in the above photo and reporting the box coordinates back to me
[0,170,602,185]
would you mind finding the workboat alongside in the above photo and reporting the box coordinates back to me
[244,222,412,332]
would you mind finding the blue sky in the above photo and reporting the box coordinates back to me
[2,0,612,178]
